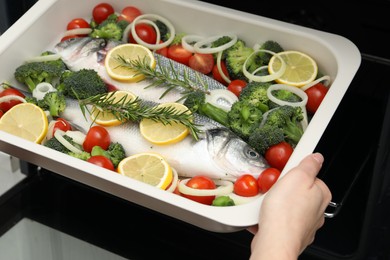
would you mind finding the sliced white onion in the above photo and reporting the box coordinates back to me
[216,51,231,84]
[267,84,308,107]
[32,82,57,100]
[166,167,179,193]
[243,50,286,82]
[178,179,233,196]
[62,28,93,38]
[131,14,175,50]
[205,89,238,112]
[65,130,86,145]
[54,129,83,154]
[193,34,238,54]
[300,75,331,91]
[181,35,204,53]
[0,95,26,104]
[25,53,62,63]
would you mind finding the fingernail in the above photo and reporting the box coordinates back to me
[312,153,324,164]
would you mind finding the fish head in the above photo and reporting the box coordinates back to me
[206,128,269,179]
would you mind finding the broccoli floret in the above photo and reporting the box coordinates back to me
[264,105,304,145]
[225,40,254,80]
[44,135,72,154]
[38,91,66,117]
[239,81,271,112]
[91,143,126,168]
[227,100,263,139]
[170,33,187,46]
[258,40,284,64]
[248,124,284,154]
[68,151,91,161]
[89,13,127,41]
[14,55,67,92]
[268,89,302,109]
[212,196,235,206]
[211,36,233,60]
[59,69,107,99]
[155,20,170,42]
[183,91,229,127]
[24,96,38,105]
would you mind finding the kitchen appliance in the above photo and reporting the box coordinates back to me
[1,0,389,259]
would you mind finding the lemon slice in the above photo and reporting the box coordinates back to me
[91,90,137,127]
[139,102,191,145]
[117,152,173,190]
[268,50,318,87]
[0,103,48,144]
[105,43,156,82]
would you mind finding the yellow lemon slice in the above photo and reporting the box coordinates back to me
[90,90,137,127]
[105,43,156,82]
[139,102,191,145]
[0,103,48,144]
[268,50,318,87]
[117,152,173,190]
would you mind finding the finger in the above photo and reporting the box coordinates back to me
[291,153,324,181]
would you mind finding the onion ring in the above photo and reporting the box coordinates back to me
[243,50,286,82]
[181,35,205,53]
[54,130,83,154]
[166,167,179,193]
[300,75,331,91]
[193,34,237,54]
[267,84,308,107]
[178,179,233,196]
[205,89,238,112]
[216,51,231,84]
[0,95,26,104]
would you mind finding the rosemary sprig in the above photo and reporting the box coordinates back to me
[79,91,202,140]
[114,55,210,101]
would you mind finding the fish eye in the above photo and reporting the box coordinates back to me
[245,147,260,159]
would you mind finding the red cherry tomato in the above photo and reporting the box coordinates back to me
[129,23,157,45]
[87,155,115,171]
[227,79,247,97]
[118,6,142,23]
[265,141,294,171]
[181,175,216,205]
[188,53,215,75]
[53,118,72,135]
[305,83,328,114]
[0,88,25,112]
[212,61,230,85]
[66,18,90,30]
[83,125,111,153]
[257,168,281,193]
[61,35,81,42]
[92,3,115,24]
[167,44,193,66]
[233,174,259,197]
[155,45,168,57]
[0,110,3,119]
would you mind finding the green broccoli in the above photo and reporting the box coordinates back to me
[212,196,235,206]
[211,36,234,60]
[37,91,66,117]
[225,40,253,80]
[59,68,107,99]
[264,105,304,145]
[91,143,126,168]
[90,13,128,41]
[14,54,67,92]
[44,135,72,153]
[183,91,229,127]
[248,124,284,154]
[258,40,284,64]
[155,20,170,42]
[238,81,271,112]
[268,89,302,109]
[227,100,263,139]
[68,151,91,161]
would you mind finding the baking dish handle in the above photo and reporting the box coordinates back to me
[324,201,341,218]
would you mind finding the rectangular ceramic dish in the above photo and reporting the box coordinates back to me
[0,0,360,232]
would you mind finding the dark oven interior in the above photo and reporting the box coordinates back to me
[1,1,390,259]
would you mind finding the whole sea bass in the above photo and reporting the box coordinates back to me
[53,37,269,180]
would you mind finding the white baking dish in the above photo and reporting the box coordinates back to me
[0,0,360,232]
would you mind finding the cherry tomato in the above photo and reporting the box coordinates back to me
[167,44,193,66]
[227,79,247,97]
[155,45,168,57]
[257,168,281,193]
[129,23,157,45]
[0,88,25,112]
[188,53,215,75]
[87,155,115,171]
[212,61,230,85]
[118,6,142,23]
[66,18,90,30]
[92,3,115,24]
[233,174,259,197]
[265,141,293,171]
[83,125,111,153]
[305,83,328,114]
[181,175,216,205]
[53,118,72,135]
[0,110,3,119]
